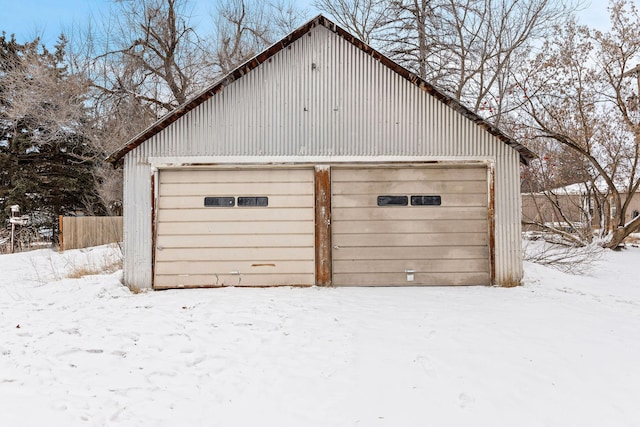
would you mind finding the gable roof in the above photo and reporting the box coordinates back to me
[106,15,535,166]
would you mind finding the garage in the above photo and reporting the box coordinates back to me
[331,165,490,286]
[108,15,535,290]
[154,168,316,288]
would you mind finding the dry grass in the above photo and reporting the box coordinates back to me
[498,276,522,288]
[65,260,122,279]
[128,285,146,294]
[65,246,123,279]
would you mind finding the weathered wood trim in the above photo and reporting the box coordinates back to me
[315,165,332,286]
[488,163,496,285]
[149,156,492,168]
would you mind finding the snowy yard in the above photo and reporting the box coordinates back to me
[1,244,639,426]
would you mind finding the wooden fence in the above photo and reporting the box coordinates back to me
[59,216,123,251]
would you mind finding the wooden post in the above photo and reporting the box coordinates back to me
[315,166,332,286]
[488,164,496,286]
[10,221,15,254]
[59,215,64,252]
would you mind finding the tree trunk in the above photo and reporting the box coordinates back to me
[603,215,640,249]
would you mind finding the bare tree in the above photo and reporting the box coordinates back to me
[212,0,309,74]
[83,0,214,117]
[313,0,395,44]
[313,0,575,127]
[521,0,640,248]
[63,0,216,213]
[521,140,596,246]
[391,0,575,125]
[2,35,91,150]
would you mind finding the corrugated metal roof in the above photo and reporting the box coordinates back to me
[106,15,535,166]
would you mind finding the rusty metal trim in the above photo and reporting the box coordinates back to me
[487,163,496,285]
[150,171,158,290]
[314,166,332,286]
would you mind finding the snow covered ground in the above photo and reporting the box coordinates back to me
[1,244,639,426]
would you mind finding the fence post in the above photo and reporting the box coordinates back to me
[59,215,64,252]
[10,221,15,254]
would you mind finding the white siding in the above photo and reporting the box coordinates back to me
[123,24,523,289]
[123,155,153,291]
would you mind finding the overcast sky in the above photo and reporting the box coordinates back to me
[0,0,616,47]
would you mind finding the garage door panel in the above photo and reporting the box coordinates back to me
[159,194,315,209]
[157,221,311,235]
[332,206,488,221]
[332,194,487,208]
[333,259,488,274]
[160,168,314,184]
[156,247,314,262]
[157,234,314,249]
[333,272,491,286]
[155,273,315,289]
[158,207,314,222]
[160,182,313,197]
[332,167,487,182]
[332,220,488,234]
[331,180,487,195]
[332,232,488,247]
[156,260,315,275]
[333,246,489,261]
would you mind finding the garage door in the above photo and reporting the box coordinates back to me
[331,165,490,286]
[154,168,315,288]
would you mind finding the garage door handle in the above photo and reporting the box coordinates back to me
[157,246,164,251]
[333,245,340,249]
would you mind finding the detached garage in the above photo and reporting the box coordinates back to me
[108,15,534,290]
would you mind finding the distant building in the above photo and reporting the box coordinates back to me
[522,182,640,233]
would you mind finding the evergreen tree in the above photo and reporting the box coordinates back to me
[0,33,103,242]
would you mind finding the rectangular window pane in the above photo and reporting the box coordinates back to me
[377,195,408,206]
[411,195,441,206]
[237,196,268,207]
[204,197,235,207]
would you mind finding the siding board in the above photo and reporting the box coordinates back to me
[333,272,490,286]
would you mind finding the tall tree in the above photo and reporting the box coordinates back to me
[521,0,640,248]
[212,0,308,74]
[314,0,573,127]
[0,33,102,239]
[313,0,394,44]
[88,0,212,115]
